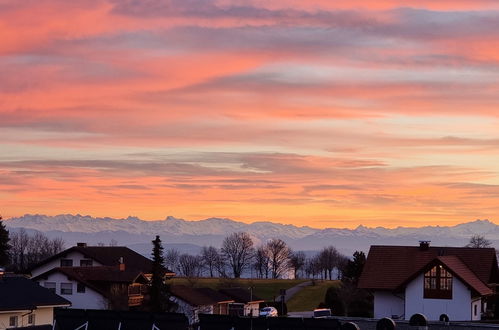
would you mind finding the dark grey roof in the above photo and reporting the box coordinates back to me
[0,275,70,311]
[16,326,53,330]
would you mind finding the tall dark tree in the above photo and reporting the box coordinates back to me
[221,232,254,278]
[0,216,10,266]
[254,245,270,279]
[150,235,172,312]
[343,251,366,284]
[201,246,219,278]
[290,251,306,279]
[318,246,340,280]
[266,238,291,279]
[178,254,202,278]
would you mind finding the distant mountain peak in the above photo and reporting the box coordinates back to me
[4,214,498,256]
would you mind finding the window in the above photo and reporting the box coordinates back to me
[9,316,18,327]
[424,265,452,299]
[80,259,93,267]
[44,282,56,293]
[77,283,86,293]
[60,259,73,267]
[61,283,73,295]
[474,304,478,316]
[28,313,35,325]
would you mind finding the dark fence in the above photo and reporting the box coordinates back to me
[54,309,188,330]
[198,314,344,330]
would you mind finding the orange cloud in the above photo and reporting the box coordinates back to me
[2,0,499,228]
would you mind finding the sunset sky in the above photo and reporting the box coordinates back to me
[2,0,499,228]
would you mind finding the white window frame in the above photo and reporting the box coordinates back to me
[61,282,73,295]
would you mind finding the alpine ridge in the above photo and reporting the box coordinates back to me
[4,215,498,256]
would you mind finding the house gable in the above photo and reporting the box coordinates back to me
[359,245,498,291]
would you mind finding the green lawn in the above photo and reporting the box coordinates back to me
[286,280,339,312]
[168,277,307,301]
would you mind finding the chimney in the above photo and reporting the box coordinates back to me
[118,257,125,271]
[419,240,431,251]
[76,242,87,247]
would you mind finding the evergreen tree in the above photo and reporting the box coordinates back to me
[0,215,10,267]
[150,235,172,312]
[344,251,366,284]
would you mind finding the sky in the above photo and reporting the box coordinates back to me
[2,0,499,228]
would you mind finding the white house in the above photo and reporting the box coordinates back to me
[32,266,149,310]
[359,242,497,321]
[0,273,70,330]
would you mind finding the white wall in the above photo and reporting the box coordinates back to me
[245,302,260,317]
[0,307,54,330]
[373,291,405,319]
[471,298,482,321]
[170,297,213,324]
[37,272,109,310]
[31,251,102,277]
[405,273,472,321]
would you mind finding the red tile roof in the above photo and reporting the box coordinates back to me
[358,245,498,295]
[33,266,148,298]
[437,256,492,296]
[57,266,147,283]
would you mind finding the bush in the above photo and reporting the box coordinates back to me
[324,286,345,316]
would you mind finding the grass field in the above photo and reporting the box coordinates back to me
[286,280,339,312]
[168,277,308,301]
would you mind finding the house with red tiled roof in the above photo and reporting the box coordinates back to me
[358,241,498,321]
[30,243,175,278]
[32,266,149,310]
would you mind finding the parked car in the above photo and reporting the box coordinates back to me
[313,308,332,318]
[259,307,278,317]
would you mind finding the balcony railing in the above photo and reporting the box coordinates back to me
[128,295,144,307]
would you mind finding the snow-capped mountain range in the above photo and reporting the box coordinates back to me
[4,214,499,256]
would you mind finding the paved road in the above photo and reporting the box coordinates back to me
[277,281,313,303]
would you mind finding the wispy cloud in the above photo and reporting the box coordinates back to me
[2,0,499,227]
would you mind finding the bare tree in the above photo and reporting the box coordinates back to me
[201,246,219,278]
[178,254,202,278]
[467,234,492,248]
[266,238,291,279]
[254,245,270,279]
[9,228,30,272]
[221,232,254,278]
[214,252,229,278]
[305,254,322,279]
[290,251,306,279]
[319,246,340,280]
[9,229,64,273]
[164,248,180,273]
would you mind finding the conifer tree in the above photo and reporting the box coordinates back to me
[150,235,173,312]
[0,215,10,266]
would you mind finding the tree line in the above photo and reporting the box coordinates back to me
[0,216,65,272]
[163,231,354,280]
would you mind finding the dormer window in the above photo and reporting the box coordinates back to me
[424,265,452,299]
